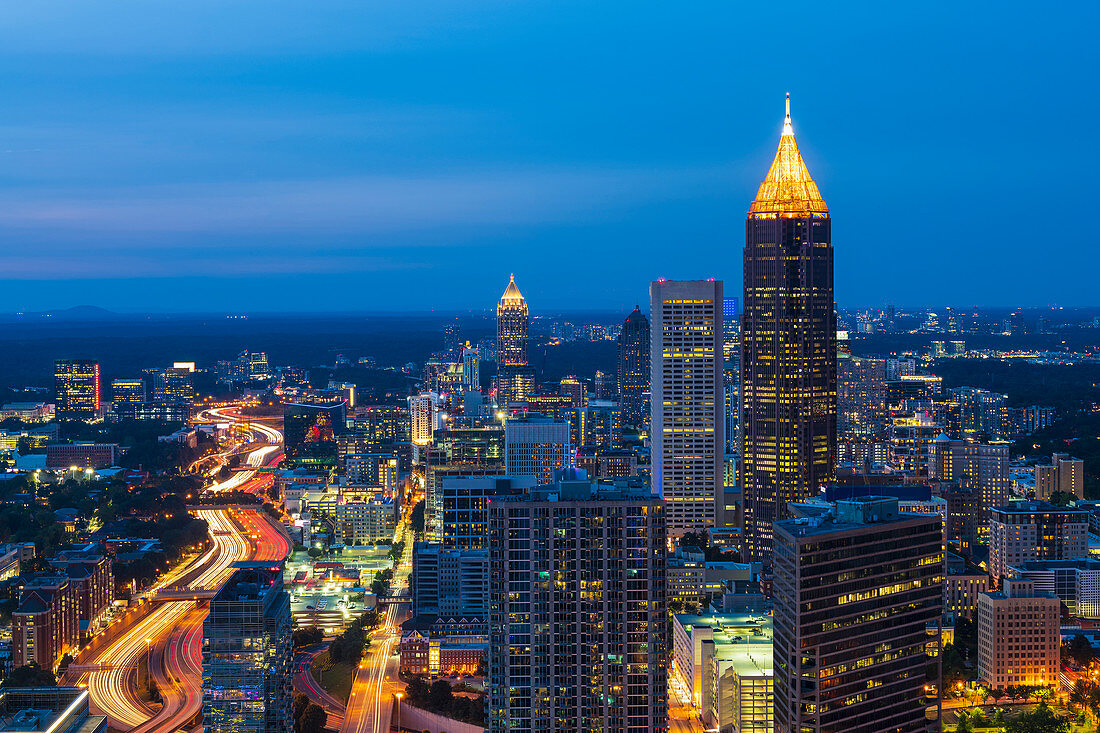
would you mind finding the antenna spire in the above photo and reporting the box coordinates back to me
[783,93,793,136]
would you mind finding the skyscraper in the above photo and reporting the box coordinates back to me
[283,401,346,469]
[773,498,942,733]
[487,472,667,732]
[741,95,837,563]
[202,562,292,733]
[55,360,100,418]
[504,415,571,484]
[496,274,532,404]
[650,280,723,536]
[616,305,650,429]
[722,297,740,454]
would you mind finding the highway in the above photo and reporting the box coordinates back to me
[69,401,290,731]
[341,511,413,733]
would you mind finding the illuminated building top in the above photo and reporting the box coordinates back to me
[748,94,829,218]
[499,273,526,306]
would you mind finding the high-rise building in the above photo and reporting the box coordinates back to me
[408,392,440,447]
[202,562,292,733]
[617,306,650,429]
[837,356,886,438]
[773,497,942,733]
[503,415,571,484]
[741,97,837,563]
[651,279,723,537]
[1035,452,1085,500]
[721,297,740,454]
[162,363,195,405]
[487,473,667,732]
[412,543,489,618]
[929,438,1010,531]
[558,376,585,409]
[496,274,531,405]
[461,343,481,392]
[55,360,100,418]
[976,579,1060,690]
[110,378,146,409]
[581,400,622,450]
[989,500,1089,582]
[283,401,346,470]
[438,475,536,550]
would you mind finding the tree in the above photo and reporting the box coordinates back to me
[293,626,324,649]
[406,675,431,706]
[298,703,327,733]
[307,546,322,559]
[410,500,425,535]
[428,679,454,711]
[1005,701,1070,733]
[1066,634,1096,668]
[1048,490,1075,507]
[293,692,310,723]
[2,663,56,687]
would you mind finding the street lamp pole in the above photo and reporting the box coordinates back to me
[395,691,403,732]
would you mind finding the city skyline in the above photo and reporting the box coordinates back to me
[2,2,1098,312]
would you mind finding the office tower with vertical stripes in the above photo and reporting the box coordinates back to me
[650,279,724,536]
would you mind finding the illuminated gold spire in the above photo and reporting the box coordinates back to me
[500,273,525,303]
[749,93,828,217]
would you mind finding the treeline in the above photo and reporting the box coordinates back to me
[404,676,486,726]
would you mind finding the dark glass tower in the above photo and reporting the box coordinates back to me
[616,305,650,429]
[741,95,837,563]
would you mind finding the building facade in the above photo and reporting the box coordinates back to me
[773,498,942,733]
[487,476,667,732]
[503,416,571,484]
[55,360,100,418]
[651,279,724,537]
[202,563,292,733]
[741,97,837,563]
[496,275,531,405]
[976,579,1061,689]
[617,306,650,429]
[989,500,1089,582]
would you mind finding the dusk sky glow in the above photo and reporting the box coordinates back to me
[2,1,1098,312]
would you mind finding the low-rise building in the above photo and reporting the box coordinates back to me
[45,443,120,470]
[672,613,772,733]
[1009,558,1100,619]
[977,579,1061,689]
[334,499,395,545]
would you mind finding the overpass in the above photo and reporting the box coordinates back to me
[153,588,218,602]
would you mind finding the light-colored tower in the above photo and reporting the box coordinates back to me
[496,274,532,404]
[650,279,724,536]
[741,95,837,563]
[496,274,529,367]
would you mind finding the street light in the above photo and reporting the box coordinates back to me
[395,691,403,732]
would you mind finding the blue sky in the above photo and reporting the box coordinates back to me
[1,1,1097,312]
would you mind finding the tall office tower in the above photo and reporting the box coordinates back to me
[650,280,723,537]
[616,306,650,429]
[487,473,667,733]
[773,498,942,733]
[721,297,740,454]
[837,356,886,438]
[54,360,100,418]
[496,274,531,404]
[594,369,616,400]
[504,415,571,484]
[248,351,271,380]
[977,579,1061,690]
[162,362,195,404]
[928,438,1010,530]
[741,96,836,563]
[202,562,292,733]
[558,376,585,409]
[461,343,481,392]
[283,401,346,469]
[408,392,440,446]
[989,500,1089,582]
[110,378,146,407]
[442,322,461,355]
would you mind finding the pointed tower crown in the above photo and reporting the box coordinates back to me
[749,94,828,218]
[499,274,526,306]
